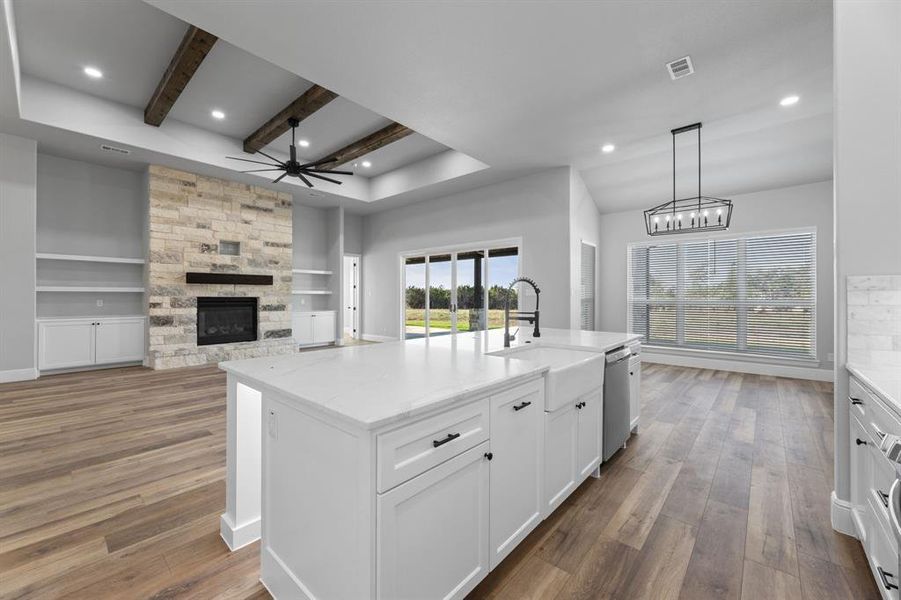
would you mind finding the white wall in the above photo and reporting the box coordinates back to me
[292,204,329,270]
[0,133,36,381]
[360,167,572,339]
[833,0,901,511]
[597,180,835,372]
[569,168,602,330]
[344,212,363,256]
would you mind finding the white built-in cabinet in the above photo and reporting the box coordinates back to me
[292,311,335,345]
[38,317,145,371]
[629,352,641,431]
[848,372,901,600]
[576,389,603,480]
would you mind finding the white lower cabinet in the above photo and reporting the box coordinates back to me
[293,311,335,345]
[488,380,543,569]
[576,389,602,481]
[852,414,871,542]
[543,403,578,515]
[38,317,145,371]
[377,442,491,600]
[629,355,641,431]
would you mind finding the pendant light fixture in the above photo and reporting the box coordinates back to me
[643,122,732,236]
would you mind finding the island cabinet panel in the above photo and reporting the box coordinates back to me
[488,379,544,569]
[377,398,490,493]
[576,388,603,481]
[377,442,491,600]
[543,403,578,515]
[851,414,871,542]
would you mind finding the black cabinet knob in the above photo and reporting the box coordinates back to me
[484,452,493,461]
[856,438,867,446]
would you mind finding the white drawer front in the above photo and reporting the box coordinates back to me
[868,390,901,450]
[377,398,489,493]
[867,500,900,600]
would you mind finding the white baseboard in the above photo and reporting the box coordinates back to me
[0,367,38,383]
[261,546,316,600]
[362,333,397,343]
[642,351,833,382]
[219,513,260,551]
[831,491,857,537]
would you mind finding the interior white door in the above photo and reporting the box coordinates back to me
[543,404,577,515]
[312,312,335,344]
[38,320,96,370]
[94,318,145,364]
[344,256,358,337]
[488,381,543,569]
[293,313,314,344]
[377,442,490,600]
[576,389,602,481]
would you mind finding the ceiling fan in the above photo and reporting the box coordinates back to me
[227,117,352,187]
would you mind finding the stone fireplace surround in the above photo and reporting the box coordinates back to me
[146,166,294,369]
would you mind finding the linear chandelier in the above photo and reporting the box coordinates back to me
[644,122,732,236]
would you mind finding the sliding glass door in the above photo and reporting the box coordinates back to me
[402,245,519,339]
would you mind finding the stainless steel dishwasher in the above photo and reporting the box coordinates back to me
[603,346,632,461]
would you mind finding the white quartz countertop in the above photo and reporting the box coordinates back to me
[847,363,901,416]
[220,328,639,430]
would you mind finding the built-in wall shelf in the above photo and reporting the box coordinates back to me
[36,253,146,265]
[291,289,333,295]
[36,286,145,293]
[292,269,333,275]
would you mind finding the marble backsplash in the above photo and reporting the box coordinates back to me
[848,275,901,368]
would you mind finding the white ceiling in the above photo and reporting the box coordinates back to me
[149,0,834,213]
[12,0,448,180]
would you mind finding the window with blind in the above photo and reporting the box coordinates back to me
[580,242,596,330]
[627,229,816,360]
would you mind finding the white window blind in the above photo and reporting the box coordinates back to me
[580,242,596,330]
[627,230,816,360]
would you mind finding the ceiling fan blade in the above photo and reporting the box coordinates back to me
[297,173,314,188]
[300,157,338,169]
[303,171,342,185]
[254,149,287,166]
[227,156,282,167]
[272,172,288,184]
[309,169,353,176]
[241,168,285,173]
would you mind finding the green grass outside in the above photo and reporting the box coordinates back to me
[405,308,509,332]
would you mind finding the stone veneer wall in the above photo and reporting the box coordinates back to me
[147,165,294,369]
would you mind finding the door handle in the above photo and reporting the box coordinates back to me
[513,401,532,411]
[433,432,460,447]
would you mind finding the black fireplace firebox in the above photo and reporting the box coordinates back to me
[196,297,258,346]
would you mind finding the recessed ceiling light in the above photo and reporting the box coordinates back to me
[361,160,372,168]
[211,109,226,120]
[83,66,103,79]
[298,139,310,148]
[780,95,800,107]
[601,143,616,153]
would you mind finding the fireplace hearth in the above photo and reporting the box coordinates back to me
[197,297,258,346]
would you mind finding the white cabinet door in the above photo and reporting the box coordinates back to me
[489,380,543,569]
[576,389,602,481]
[629,357,641,431]
[94,318,145,364]
[293,313,313,344]
[377,442,490,600]
[38,320,95,370]
[312,311,335,343]
[543,404,577,515]
[851,415,871,542]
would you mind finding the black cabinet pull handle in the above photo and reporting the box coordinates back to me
[879,490,889,508]
[879,567,899,590]
[576,401,586,409]
[433,432,460,447]
[850,397,863,405]
[484,452,493,461]
[513,401,531,411]
[856,438,867,446]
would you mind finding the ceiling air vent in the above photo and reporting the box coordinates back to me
[666,56,694,80]
[100,143,130,155]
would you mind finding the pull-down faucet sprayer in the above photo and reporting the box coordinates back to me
[504,277,541,348]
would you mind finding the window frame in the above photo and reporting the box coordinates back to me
[626,227,817,362]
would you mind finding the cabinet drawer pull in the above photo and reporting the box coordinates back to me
[856,438,867,446]
[576,401,586,409]
[873,425,887,441]
[432,432,460,447]
[879,567,899,590]
[849,396,863,406]
[878,490,889,508]
[513,401,532,411]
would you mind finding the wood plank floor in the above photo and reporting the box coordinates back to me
[0,363,877,599]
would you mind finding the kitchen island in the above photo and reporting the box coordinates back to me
[219,327,639,599]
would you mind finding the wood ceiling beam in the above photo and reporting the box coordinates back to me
[242,85,338,153]
[144,26,218,127]
[313,121,414,168]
